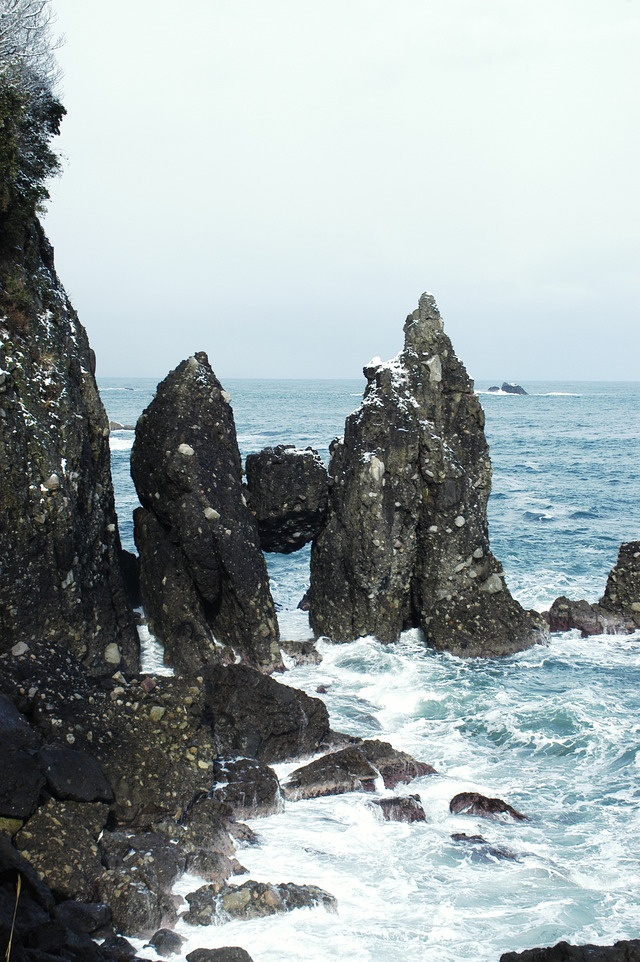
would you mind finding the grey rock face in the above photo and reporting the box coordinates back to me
[130,352,280,672]
[245,444,329,552]
[0,219,138,673]
[309,293,547,657]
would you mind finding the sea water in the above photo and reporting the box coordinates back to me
[102,377,640,962]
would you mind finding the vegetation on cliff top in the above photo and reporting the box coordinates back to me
[0,0,64,250]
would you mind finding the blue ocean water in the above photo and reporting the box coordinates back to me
[101,376,640,962]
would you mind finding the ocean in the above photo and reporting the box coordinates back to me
[102,376,640,962]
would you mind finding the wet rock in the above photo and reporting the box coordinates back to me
[131,352,281,672]
[499,940,640,961]
[451,832,517,861]
[184,880,337,925]
[282,747,380,800]
[297,590,311,611]
[487,383,528,395]
[149,928,185,957]
[0,218,138,674]
[356,738,436,788]
[205,663,330,763]
[52,900,112,934]
[245,444,329,552]
[15,800,109,900]
[97,869,178,939]
[38,746,114,803]
[373,794,426,822]
[0,747,45,818]
[211,757,284,819]
[280,639,323,666]
[309,292,547,657]
[449,791,527,821]
[187,949,254,962]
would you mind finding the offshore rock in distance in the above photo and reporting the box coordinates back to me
[309,293,547,657]
[131,353,280,672]
[0,218,138,673]
[245,444,329,553]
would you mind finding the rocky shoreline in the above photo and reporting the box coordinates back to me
[1,218,639,961]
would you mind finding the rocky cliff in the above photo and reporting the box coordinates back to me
[0,218,138,674]
[309,292,547,657]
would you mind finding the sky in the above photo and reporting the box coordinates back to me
[43,0,640,381]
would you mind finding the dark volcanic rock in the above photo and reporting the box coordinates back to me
[356,738,436,788]
[0,218,138,673]
[187,951,254,962]
[38,746,114,803]
[282,747,380,800]
[487,382,527,395]
[149,928,185,957]
[245,444,329,552]
[547,542,640,636]
[211,757,284,819]
[309,293,547,657]
[451,832,517,861]
[131,352,280,672]
[0,747,45,818]
[280,639,323,666]
[373,794,426,823]
[500,940,640,961]
[184,880,337,925]
[205,663,330,764]
[449,791,527,821]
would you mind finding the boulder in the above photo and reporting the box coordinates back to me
[211,757,284,819]
[282,747,380,800]
[184,880,337,925]
[280,639,323,666]
[309,293,547,657]
[130,352,281,672]
[148,928,185,957]
[487,383,527,395]
[356,739,436,788]
[0,747,45,818]
[449,791,527,821]
[38,746,114,803]
[187,951,254,962]
[373,795,426,823]
[0,217,138,674]
[205,663,330,763]
[450,832,517,861]
[245,444,329,552]
[500,941,640,961]
[601,542,640,615]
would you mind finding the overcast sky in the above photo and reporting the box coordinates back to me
[44,0,639,381]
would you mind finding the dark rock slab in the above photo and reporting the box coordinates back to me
[52,900,112,934]
[309,293,547,657]
[187,949,254,962]
[601,542,640,615]
[0,217,138,674]
[282,747,379,800]
[149,928,185,957]
[211,757,284,819]
[15,800,109,900]
[373,794,426,822]
[131,352,281,672]
[0,747,45,818]
[500,940,640,961]
[356,738,436,788]
[280,639,323,666]
[97,871,178,939]
[0,692,39,749]
[205,663,330,764]
[245,444,329,552]
[451,832,517,861]
[487,382,527,395]
[38,746,114,803]
[449,791,527,821]
[184,880,337,925]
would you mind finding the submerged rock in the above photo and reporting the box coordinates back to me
[309,293,546,657]
[449,791,527,821]
[547,542,640,636]
[0,219,138,674]
[184,880,336,925]
[373,794,426,823]
[245,444,329,552]
[131,352,281,672]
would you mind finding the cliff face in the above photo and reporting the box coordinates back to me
[309,293,547,657]
[0,217,138,673]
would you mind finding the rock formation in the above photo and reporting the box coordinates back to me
[0,218,138,674]
[487,382,528,395]
[500,941,640,962]
[547,541,640,636]
[245,444,329,552]
[309,292,547,657]
[130,353,281,672]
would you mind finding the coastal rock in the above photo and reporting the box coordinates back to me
[500,940,640,961]
[451,832,517,861]
[487,382,528,395]
[130,352,280,672]
[282,747,380,800]
[38,746,114,803]
[211,757,284,819]
[309,293,546,657]
[0,218,138,674]
[205,663,330,763]
[0,747,45,818]
[187,951,254,962]
[148,928,185,957]
[373,794,426,823]
[184,880,337,925]
[356,738,437,788]
[280,639,323,666]
[449,791,527,821]
[547,542,640,636]
[245,444,329,552]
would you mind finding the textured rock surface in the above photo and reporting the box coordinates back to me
[547,542,640,636]
[309,293,546,657]
[449,791,527,821]
[184,880,337,925]
[0,219,138,673]
[245,444,329,552]
[356,738,437,788]
[205,663,330,764]
[500,941,640,962]
[282,746,380,800]
[131,352,280,672]
[211,757,284,819]
[372,794,426,823]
